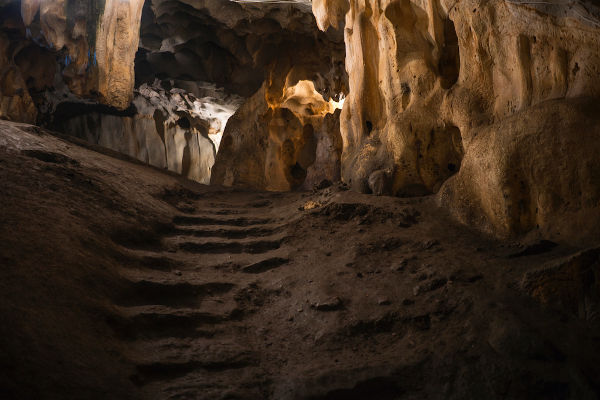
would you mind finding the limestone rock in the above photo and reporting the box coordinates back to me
[521,247,600,321]
[314,0,600,243]
[211,77,344,191]
[0,5,39,124]
[211,26,346,191]
[20,0,144,109]
[51,81,240,184]
[368,169,393,196]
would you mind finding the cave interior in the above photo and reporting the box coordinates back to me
[1,0,600,399]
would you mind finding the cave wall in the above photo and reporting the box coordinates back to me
[19,0,144,109]
[0,0,144,118]
[210,36,347,191]
[314,0,600,243]
[211,78,343,191]
[51,82,241,184]
[0,0,225,183]
[1,0,346,186]
[0,2,44,124]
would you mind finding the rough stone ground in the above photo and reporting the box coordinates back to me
[0,120,599,399]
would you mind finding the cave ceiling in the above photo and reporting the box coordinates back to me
[138,0,345,97]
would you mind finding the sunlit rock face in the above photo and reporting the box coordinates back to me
[19,0,144,109]
[314,0,600,243]
[50,81,242,183]
[0,33,38,123]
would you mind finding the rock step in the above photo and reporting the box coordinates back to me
[173,215,274,227]
[242,257,290,274]
[116,279,236,308]
[110,306,242,340]
[206,199,272,209]
[202,209,250,216]
[119,247,290,274]
[131,339,258,384]
[125,255,181,271]
[170,225,284,240]
[139,366,267,400]
[178,239,284,254]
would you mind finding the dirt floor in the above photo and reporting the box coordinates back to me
[1,120,599,399]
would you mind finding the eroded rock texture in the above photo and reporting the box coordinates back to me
[212,77,344,191]
[19,0,144,109]
[314,0,600,243]
[207,2,348,190]
[51,81,242,184]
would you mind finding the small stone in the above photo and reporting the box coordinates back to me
[368,169,392,196]
[418,239,440,250]
[173,270,182,276]
[312,296,343,311]
[392,263,405,272]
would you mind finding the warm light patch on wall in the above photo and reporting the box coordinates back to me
[330,94,345,111]
[281,80,344,120]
